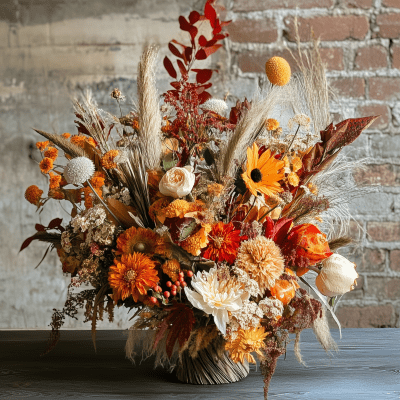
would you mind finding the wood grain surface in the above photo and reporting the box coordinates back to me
[0,329,399,399]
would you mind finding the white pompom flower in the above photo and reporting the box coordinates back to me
[64,157,95,185]
[315,253,359,297]
[201,98,228,116]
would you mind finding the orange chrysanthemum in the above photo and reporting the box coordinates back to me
[49,188,65,200]
[44,146,58,161]
[49,172,62,189]
[83,186,99,209]
[90,175,105,189]
[117,226,168,257]
[202,222,245,264]
[265,118,279,131]
[101,150,119,169]
[265,56,291,86]
[226,327,269,364]
[157,199,190,224]
[162,259,182,282]
[25,185,43,206]
[181,224,211,256]
[108,253,159,302]
[242,143,284,197]
[61,132,71,139]
[36,141,49,151]
[39,157,54,174]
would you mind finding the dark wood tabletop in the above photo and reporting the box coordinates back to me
[1,328,399,400]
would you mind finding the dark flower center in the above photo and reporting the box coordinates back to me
[250,168,262,183]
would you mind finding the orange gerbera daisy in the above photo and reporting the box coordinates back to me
[241,143,284,197]
[117,226,168,257]
[202,222,245,264]
[108,252,159,302]
[39,157,54,174]
[226,327,269,364]
[25,185,43,206]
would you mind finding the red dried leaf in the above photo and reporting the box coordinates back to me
[177,59,187,77]
[196,69,213,84]
[198,35,207,47]
[170,81,180,89]
[196,44,222,60]
[195,49,207,60]
[179,16,198,41]
[168,43,184,59]
[189,10,200,24]
[165,303,195,358]
[171,39,187,50]
[263,217,293,247]
[48,218,63,230]
[204,0,217,28]
[35,224,46,232]
[184,47,192,63]
[163,56,177,79]
[20,235,36,252]
[205,39,218,47]
[198,91,212,104]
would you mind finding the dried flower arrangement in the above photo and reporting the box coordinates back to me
[22,1,378,398]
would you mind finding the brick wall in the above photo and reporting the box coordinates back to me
[0,0,399,328]
[224,0,400,328]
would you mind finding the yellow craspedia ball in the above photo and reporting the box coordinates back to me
[265,56,291,86]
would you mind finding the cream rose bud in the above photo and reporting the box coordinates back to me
[159,166,196,198]
[315,253,359,297]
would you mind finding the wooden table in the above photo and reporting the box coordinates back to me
[1,329,399,399]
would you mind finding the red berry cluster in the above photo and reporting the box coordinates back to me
[149,270,194,305]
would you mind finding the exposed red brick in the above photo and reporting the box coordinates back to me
[330,77,365,98]
[228,19,277,44]
[349,220,363,241]
[354,46,388,70]
[340,0,373,8]
[285,15,369,42]
[382,0,400,8]
[357,104,390,130]
[392,44,400,69]
[233,0,334,12]
[237,47,343,73]
[367,221,400,242]
[368,277,400,300]
[369,77,400,101]
[376,13,400,38]
[354,164,400,186]
[333,304,395,328]
[361,248,386,271]
[389,250,400,271]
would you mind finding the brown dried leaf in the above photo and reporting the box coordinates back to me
[107,198,137,228]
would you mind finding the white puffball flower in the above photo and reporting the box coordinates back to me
[159,165,195,198]
[315,253,359,297]
[201,99,228,116]
[64,156,95,185]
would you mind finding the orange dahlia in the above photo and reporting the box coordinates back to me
[49,172,62,189]
[242,143,284,197]
[25,185,43,206]
[202,222,245,264]
[36,141,49,151]
[108,253,159,302]
[117,226,168,257]
[226,327,269,364]
[39,157,53,174]
[44,146,58,161]
[101,150,119,169]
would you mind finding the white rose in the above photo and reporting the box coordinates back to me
[159,166,195,198]
[315,253,359,297]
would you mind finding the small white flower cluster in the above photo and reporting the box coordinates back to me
[61,231,72,253]
[232,266,260,297]
[288,114,311,132]
[229,299,264,331]
[71,205,107,233]
[108,186,132,205]
[258,297,284,320]
[201,98,228,116]
[88,223,115,246]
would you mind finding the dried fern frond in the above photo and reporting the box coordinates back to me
[33,129,89,159]
[137,45,162,170]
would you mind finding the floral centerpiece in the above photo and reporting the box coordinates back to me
[22,1,377,398]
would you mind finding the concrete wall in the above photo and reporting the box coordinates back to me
[1,0,399,329]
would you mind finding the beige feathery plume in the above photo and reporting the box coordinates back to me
[137,45,162,170]
[33,129,89,159]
